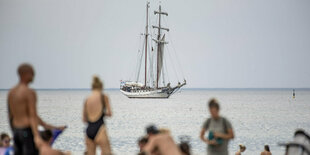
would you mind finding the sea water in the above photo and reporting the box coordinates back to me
[1,89,310,154]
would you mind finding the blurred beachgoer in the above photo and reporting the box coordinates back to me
[7,63,66,155]
[235,144,246,155]
[138,136,148,152]
[178,135,191,155]
[178,137,191,155]
[34,130,70,155]
[200,98,234,155]
[139,125,182,155]
[261,145,272,155]
[0,133,11,155]
[83,76,112,155]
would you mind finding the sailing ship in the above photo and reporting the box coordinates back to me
[120,2,186,98]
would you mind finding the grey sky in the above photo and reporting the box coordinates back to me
[1,0,310,89]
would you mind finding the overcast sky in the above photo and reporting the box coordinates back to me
[1,0,310,89]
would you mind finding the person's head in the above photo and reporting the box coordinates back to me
[179,142,191,155]
[18,63,35,84]
[92,76,103,91]
[208,98,220,118]
[146,125,159,137]
[40,130,53,145]
[0,133,10,148]
[264,145,270,152]
[138,136,148,151]
[239,144,246,152]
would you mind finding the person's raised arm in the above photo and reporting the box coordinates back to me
[104,95,112,117]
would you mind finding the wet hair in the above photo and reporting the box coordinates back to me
[146,125,159,135]
[17,63,34,77]
[179,142,191,155]
[0,133,9,141]
[138,136,148,145]
[92,76,103,90]
[264,145,270,152]
[208,98,220,110]
[40,130,53,142]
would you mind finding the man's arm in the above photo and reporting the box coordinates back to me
[200,128,216,145]
[38,117,66,130]
[200,128,207,142]
[27,90,40,138]
[104,95,112,117]
[7,91,13,130]
[142,137,156,154]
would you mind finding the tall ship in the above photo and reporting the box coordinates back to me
[120,2,186,98]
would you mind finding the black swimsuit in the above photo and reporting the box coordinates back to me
[86,111,105,140]
[86,95,106,140]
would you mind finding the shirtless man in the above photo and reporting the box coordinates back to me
[140,125,182,155]
[7,63,65,155]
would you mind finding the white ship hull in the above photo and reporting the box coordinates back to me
[120,89,170,98]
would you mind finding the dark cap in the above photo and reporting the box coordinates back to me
[146,125,159,134]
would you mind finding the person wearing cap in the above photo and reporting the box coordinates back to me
[235,144,246,155]
[139,125,182,155]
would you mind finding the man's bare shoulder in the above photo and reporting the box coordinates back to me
[28,88,36,95]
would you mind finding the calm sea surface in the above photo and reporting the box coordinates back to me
[1,89,310,154]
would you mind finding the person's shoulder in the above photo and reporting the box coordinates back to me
[221,116,231,122]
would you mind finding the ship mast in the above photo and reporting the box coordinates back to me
[144,2,149,87]
[153,5,169,88]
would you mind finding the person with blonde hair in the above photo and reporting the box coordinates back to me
[235,144,246,155]
[83,76,112,155]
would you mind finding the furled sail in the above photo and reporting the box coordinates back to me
[157,34,165,81]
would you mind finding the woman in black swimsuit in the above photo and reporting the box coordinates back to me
[83,76,112,155]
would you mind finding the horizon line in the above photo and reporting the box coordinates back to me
[1,87,310,91]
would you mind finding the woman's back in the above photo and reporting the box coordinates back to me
[85,91,105,122]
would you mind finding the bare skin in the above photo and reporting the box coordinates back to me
[200,107,234,145]
[8,65,65,138]
[261,151,272,155]
[143,133,182,155]
[34,136,70,155]
[83,89,112,155]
